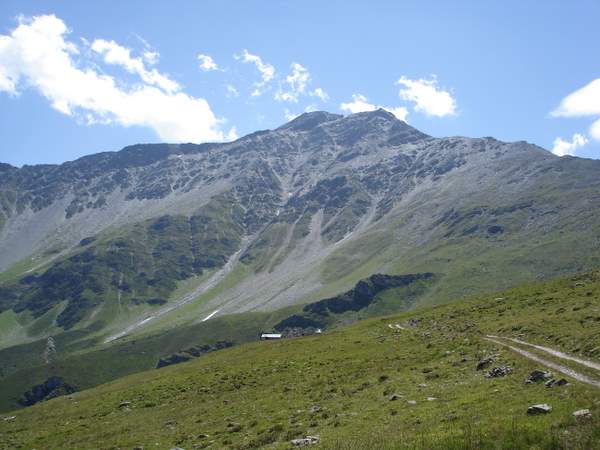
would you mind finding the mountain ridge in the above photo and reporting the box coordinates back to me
[1,109,600,351]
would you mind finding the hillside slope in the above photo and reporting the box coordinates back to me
[2,110,600,350]
[1,270,599,449]
[0,273,433,413]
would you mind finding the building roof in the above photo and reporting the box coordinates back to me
[261,333,282,338]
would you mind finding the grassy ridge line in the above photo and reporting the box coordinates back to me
[0,271,599,449]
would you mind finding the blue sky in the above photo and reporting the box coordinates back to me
[1,0,599,166]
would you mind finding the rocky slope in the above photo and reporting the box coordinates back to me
[1,109,600,347]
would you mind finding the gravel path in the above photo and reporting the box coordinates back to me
[484,335,600,389]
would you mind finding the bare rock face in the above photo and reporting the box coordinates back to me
[19,376,75,406]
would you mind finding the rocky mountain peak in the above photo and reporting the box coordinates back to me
[277,111,343,132]
[315,109,430,146]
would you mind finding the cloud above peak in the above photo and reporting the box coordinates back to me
[340,94,408,121]
[552,79,600,118]
[275,62,310,103]
[91,38,180,93]
[274,62,328,105]
[551,133,588,157]
[552,78,600,142]
[0,14,235,143]
[397,75,456,117]
[234,49,275,96]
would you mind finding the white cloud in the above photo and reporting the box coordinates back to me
[143,50,159,65]
[339,94,408,121]
[284,109,299,121]
[553,79,600,142]
[340,94,376,114]
[383,106,409,122]
[396,75,456,117]
[234,49,275,96]
[134,34,159,65]
[275,62,310,103]
[91,39,179,93]
[591,118,600,141]
[0,14,234,143]
[275,64,329,105]
[553,79,600,117]
[197,53,218,72]
[310,87,329,102]
[551,133,588,157]
[225,84,239,98]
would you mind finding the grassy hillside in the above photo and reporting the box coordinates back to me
[0,271,432,413]
[1,270,599,449]
[0,307,297,413]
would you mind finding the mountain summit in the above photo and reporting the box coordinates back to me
[1,111,600,345]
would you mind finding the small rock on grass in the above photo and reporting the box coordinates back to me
[573,409,592,420]
[545,378,568,388]
[485,366,512,378]
[226,422,242,433]
[476,356,494,371]
[291,435,320,446]
[524,370,552,384]
[527,404,552,415]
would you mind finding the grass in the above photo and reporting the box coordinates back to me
[0,306,295,413]
[0,270,599,449]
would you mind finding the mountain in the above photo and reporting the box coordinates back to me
[1,270,599,449]
[1,109,600,350]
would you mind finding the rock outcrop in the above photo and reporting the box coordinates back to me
[19,376,75,407]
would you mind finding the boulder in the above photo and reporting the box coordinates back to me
[388,393,402,401]
[524,369,552,384]
[527,404,552,415]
